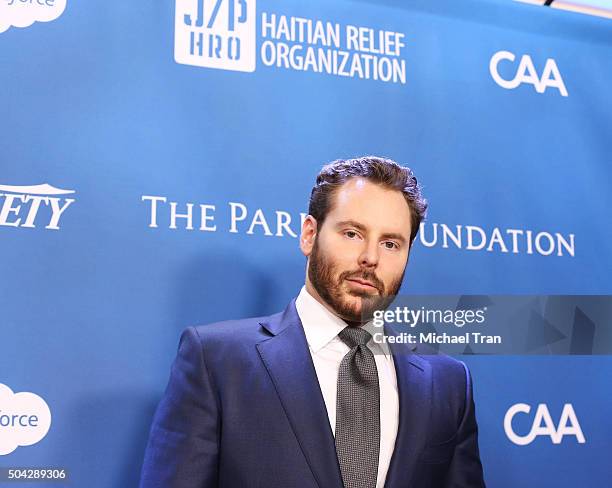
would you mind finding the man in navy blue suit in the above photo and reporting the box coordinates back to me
[140,156,486,488]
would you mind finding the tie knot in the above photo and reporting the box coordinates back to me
[338,326,372,349]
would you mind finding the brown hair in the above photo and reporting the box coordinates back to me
[308,156,427,244]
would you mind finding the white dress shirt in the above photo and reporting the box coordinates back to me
[295,285,399,488]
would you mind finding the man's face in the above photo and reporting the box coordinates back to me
[302,177,412,324]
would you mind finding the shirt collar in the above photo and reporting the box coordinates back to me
[295,285,346,353]
[295,285,390,356]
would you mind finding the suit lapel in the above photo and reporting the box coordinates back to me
[256,300,344,488]
[383,324,432,488]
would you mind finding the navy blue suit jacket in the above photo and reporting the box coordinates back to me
[140,299,486,487]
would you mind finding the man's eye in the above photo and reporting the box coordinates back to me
[383,241,399,250]
[345,230,359,239]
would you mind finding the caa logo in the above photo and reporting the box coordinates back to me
[490,51,568,97]
[504,403,585,445]
[175,0,256,72]
[0,0,66,34]
[0,384,51,455]
[0,183,75,230]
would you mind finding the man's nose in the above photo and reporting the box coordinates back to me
[358,239,380,268]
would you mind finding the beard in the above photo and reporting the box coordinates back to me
[308,236,405,325]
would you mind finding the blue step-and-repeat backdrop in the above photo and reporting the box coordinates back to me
[1,0,611,486]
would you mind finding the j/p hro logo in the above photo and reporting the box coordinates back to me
[175,0,256,72]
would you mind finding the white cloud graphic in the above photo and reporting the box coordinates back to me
[0,384,51,455]
[0,0,67,34]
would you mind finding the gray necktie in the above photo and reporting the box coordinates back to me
[335,326,380,488]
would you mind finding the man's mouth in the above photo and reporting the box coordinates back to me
[345,278,378,292]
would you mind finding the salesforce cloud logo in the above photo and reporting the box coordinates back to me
[0,0,67,34]
[0,384,51,455]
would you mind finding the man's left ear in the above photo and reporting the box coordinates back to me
[299,215,318,257]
